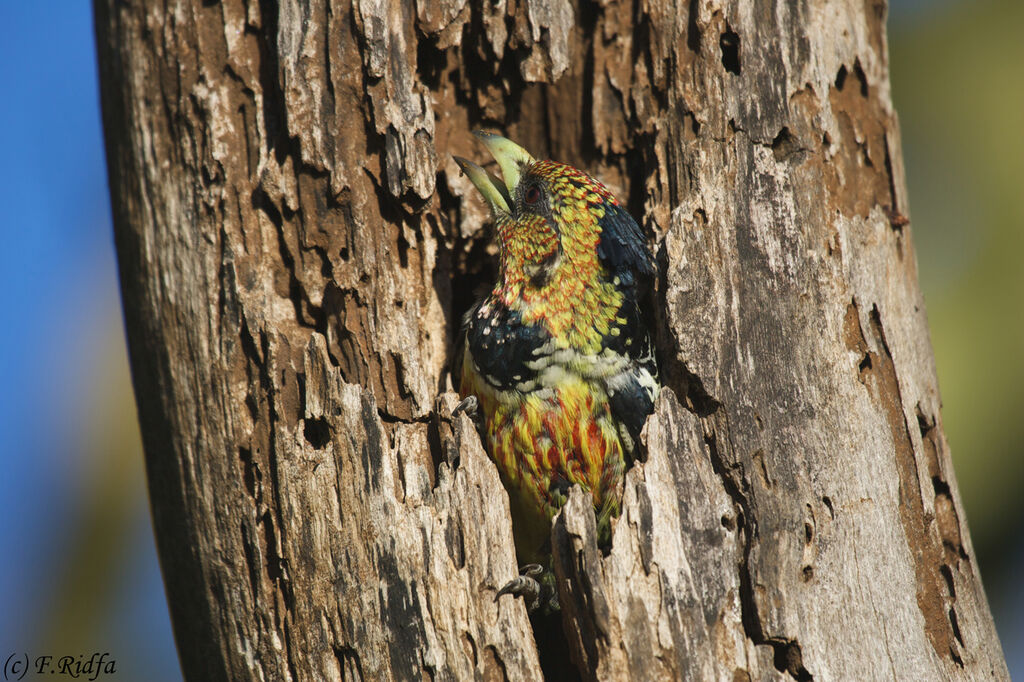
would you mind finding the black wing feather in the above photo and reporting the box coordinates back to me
[608,372,656,446]
[596,202,654,291]
[463,298,549,391]
[595,202,658,448]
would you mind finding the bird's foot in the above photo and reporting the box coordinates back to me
[495,563,543,612]
[452,395,485,436]
[453,395,480,420]
[495,564,559,613]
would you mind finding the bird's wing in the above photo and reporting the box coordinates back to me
[601,295,658,453]
[595,202,655,291]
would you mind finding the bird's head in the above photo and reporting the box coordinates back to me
[454,132,652,351]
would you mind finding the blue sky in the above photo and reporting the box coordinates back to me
[0,2,178,677]
[0,1,109,611]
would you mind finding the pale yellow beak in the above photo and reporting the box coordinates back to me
[453,132,535,215]
[452,155,512,214]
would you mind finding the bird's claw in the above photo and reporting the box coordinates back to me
[453,395,480,420]
[453,395,485,437]
[495,563,544,612]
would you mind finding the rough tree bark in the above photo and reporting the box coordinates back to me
[95,0,1008,680]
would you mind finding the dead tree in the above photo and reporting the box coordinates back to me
[95,0,1008,679]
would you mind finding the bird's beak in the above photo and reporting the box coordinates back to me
[453,156,512,214]
[453,132,535,215]
[474,131,535,194]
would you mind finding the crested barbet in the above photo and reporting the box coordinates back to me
[454,133,659,608]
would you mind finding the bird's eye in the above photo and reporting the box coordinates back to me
[524,185,541,204]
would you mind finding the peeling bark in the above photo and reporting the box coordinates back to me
[95,0,1007,680]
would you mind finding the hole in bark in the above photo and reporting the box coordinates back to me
[252,187,283,228]
[834,64,848,91]
[534,612,582,681]
[448,234,495,339]
[625,131,655,221]
[396,230,410,269]
[720,27,741,75]
[245,391,259,422]
[940,564,956,598]
[804,522,813,544]
[772,640,813,681]
[949,608,964,647]
[858,352,872,374]
[317,247,334,279]
[304,417,331,449]
[437,168,496,377]
[416,35,445,90]
[772,126,800,163]
[426,409,447,475]
[853,59,869,97]
[822,131,832,148]
[772,126,789,152]
[822,496,835,519]
[884,147,901,226]
[801,565,814,582]
[461,632,477,669]
[687,0,702,53]
[721,514,736,531]
[917,406,934,436]
[339,246,349,261]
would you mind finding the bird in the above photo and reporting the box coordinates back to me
[453,132,659,610]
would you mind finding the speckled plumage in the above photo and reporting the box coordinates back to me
[455,136,658,564]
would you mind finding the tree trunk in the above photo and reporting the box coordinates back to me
[95,0,1008,680]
